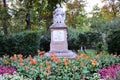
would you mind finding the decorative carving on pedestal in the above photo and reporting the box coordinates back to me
[45,4,77,58]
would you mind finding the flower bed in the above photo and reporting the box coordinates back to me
[0,50,120,79]
[98,64,120,80]
[0,65,16,75]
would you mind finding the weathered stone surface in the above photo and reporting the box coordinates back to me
[45,4,77,58]
[45,50,77,58]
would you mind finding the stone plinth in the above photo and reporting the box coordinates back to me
[45,23,77,58]
[45,50,77,58]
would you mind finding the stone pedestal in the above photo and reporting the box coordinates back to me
[45,4,77,58]
[45,23,77,58]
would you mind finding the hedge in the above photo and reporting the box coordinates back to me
[0,30,41,56]
[107,29,120,55]
[0,28,103,56]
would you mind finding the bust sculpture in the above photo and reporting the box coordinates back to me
[53,4,65,24]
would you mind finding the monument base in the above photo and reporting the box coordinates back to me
[45,50,77,58]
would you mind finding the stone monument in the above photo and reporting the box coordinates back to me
[45,4,77,58]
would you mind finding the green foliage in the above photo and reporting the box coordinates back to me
[0,52,120,79]
[39,30,50,51]
[0,30,41,56]
[85,32,102,49]
[0,72,32,80]
[67,28,79,50]
[107,29,120,55]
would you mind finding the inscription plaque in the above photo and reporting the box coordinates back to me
[53,30,64,41]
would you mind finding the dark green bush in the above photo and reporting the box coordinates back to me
[107,29,120,55]
[67,28,79,51]
[0,30,41,56]
[39,30,50,51]
[85,32,102,49]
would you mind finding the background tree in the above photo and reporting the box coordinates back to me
[66,0,86,28]
[100,0,120,18]
[0,0,11,35]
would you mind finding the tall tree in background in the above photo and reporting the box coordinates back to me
[100,0,120,18]
[0,0,11,35]
[9,0,66,31]
[66,0,86,28]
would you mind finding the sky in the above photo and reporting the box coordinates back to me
[85,0,104,12]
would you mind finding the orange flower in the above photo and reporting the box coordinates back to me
[37,50,45,55]
[79,53,89,59]
[63,57,68,68]
[75,55,79,60]
[30,59,37,65]
[46,61,51,70]
[46,65,51,70]
[14,54,17,60]
[51,56,58,62]
[10,56,14,60]
[4,60,8,65]
[25,66,29,70]
[17,54,23,59]
[91,59,97,66]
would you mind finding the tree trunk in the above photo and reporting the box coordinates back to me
[3,0,6,7]
[2,0,8,35]
[25,11,31,29]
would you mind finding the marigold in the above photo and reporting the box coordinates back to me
[17,54,23,59]
[13,54,17,60]
[30,59,37,65]
[51,56,59,62]
[91,59,97,66]
[79,53,89,59]
[75,55,79,60]
[63,57,69,68]
[46,65,51,70]
[37,50,45,55]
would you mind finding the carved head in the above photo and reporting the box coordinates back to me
[56,4,60,8]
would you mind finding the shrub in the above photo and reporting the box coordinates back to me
[67,28,80,51]
[107,29,120,55]
[39,30,50,51]
[85,32,102,49]
[0,30,41,56]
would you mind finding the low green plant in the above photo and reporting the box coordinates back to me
[0,72,32,80]
[0,51,120,80]
[89,73,105,80]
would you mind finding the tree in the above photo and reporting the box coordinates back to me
[66,0,86,28]
[100,0,120,18]
[0,0,11,35]
[9,0,66,31]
